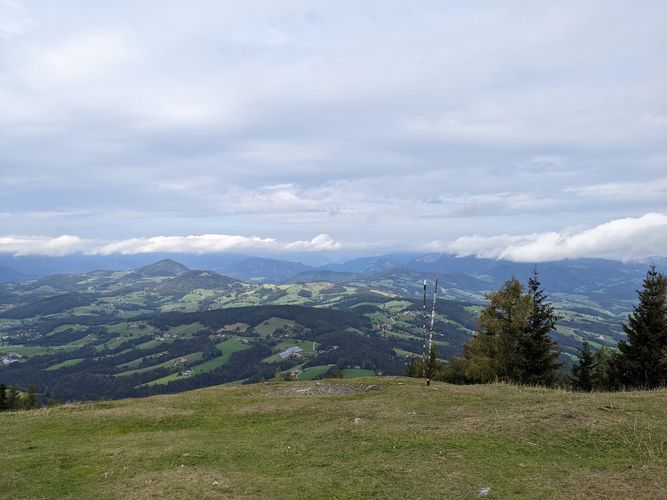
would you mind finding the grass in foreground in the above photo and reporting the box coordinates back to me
[1,378,666,499]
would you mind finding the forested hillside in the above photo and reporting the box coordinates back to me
[0,258,656,401]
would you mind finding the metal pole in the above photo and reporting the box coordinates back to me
[426,278,438,386]
[421,280,428,379]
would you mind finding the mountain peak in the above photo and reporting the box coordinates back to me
[134,259,189,277]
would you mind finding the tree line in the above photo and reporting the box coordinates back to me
[407,265,667,391]
[0,384,38,411]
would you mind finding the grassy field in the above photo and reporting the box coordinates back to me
[116,352,204,377]
[2,378,665,498]
[296,364,332,380]
[215,338,251,358]
[263,340,316,363]
[45,358,85,371]
[143,339,252,386]
[253,317,294,337]
[341,368,376,378]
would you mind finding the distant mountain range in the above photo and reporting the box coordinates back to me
[1,254,663,400]
[1,252,662,292]
[0,266,25,283]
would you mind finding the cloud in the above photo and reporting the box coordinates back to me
[0,235,89,256]
[284,234,343,251]
[1,3,667,245]
[3,214,667,261]
[437,213,667,262]
[0,233,347,256]
[95,234,278,255]
[564,178,667,200]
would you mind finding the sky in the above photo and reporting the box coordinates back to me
[1,1,666,261]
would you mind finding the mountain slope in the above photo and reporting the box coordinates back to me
[219,257,313,282]
[1,378,665,499]
[132,259,190,277]
[0,266,24,283]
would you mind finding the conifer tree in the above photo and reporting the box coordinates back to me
[591,346,617,390]
[424,344,440,382]
[460,275,561,385]
[616,265,667,388]
[464,277,531,383]
[520,269,561,385]
[24,385,38,410]
[0,384,7,411]
[571,341,594,391]
[7,384,20,410]
[405,355,423,378]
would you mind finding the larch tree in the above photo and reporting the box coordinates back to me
[464,277,531,383]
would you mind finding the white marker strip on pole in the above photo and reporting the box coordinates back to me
[421,280,428,378]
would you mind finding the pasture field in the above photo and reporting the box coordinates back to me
[1,378,666,498]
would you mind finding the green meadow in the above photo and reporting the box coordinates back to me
[2,378,666,499]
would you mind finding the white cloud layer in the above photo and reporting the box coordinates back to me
[283,234,343,251]
[0,233,347,256]
[95,234,278,255]
[3,214,666,261]
[0,235,89,256]
[437,213,667,262]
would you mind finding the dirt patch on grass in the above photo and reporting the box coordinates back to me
[266,382,380,397]
[109,466,250,499]
[558,463,667,499]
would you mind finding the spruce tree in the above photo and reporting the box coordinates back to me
[0,384,7,411]
[7,384,20,410]
[405,355,423,378]
[571,341,594,391]
[520,269,561,385]
[591,346,618,390]
[424,344,440,383]
[24,385,38,410]
[616,265,667,388]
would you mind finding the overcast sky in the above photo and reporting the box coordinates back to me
[1,1,666,261]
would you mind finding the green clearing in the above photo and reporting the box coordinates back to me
[188,357,230,375]
[253,317,294,337]
[51,324,87,334]
[45,358,85,371]
[143,371,186,386]
[167,322,204,337]
[297,364,332,380]
[393,347,417,358]
[94,337,129,352]
[263,340,315,363]
[116,352,204,377]
[190,339,252,373]
[382,300,412,311]
[0,345,52,356]
[215,338,252,358]
[61,333,98,348]
[341,368,376,378]
[106,322,131,335]
[145,339,251,386]
[136,338,174,350]
[116,354,153,370]
[273,339,315,353]
[1,379,666,498]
